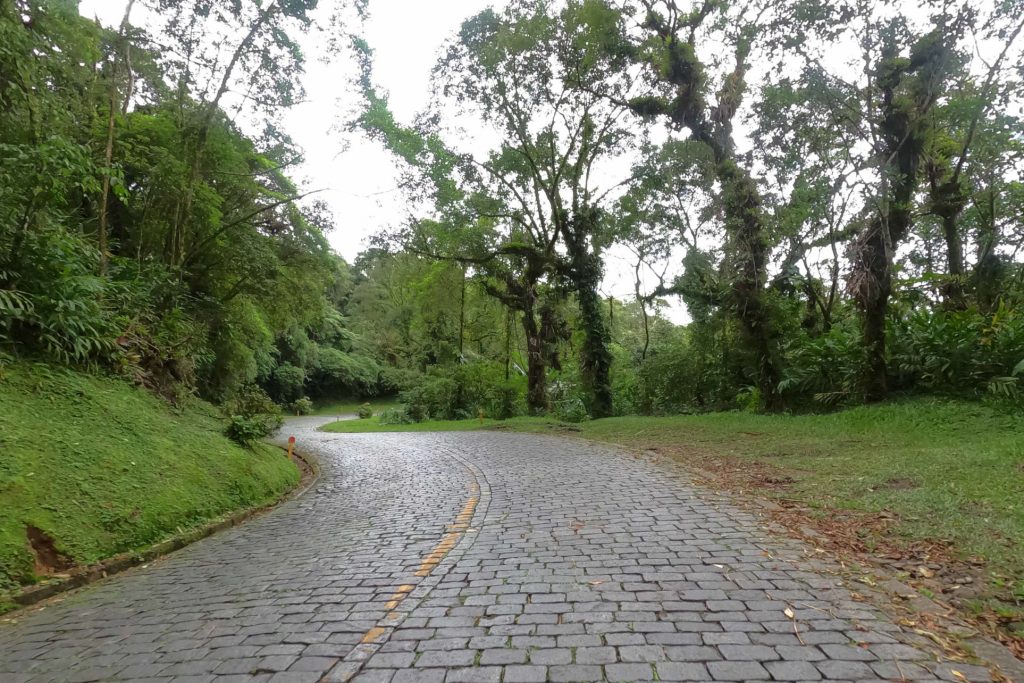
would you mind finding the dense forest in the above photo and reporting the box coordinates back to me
[1,0,1023,434]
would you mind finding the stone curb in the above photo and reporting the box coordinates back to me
[1,445,321,616]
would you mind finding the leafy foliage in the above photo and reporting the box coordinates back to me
[3,0,1023,434]
[223,385,283,446]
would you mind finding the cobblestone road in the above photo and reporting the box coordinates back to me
[0,420,997,682]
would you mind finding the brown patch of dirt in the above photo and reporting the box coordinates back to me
[648,442,1024,664]
[541,423,582,433]
[25,526,73,576]
[879,476,919,491]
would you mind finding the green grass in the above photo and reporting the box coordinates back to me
[0,362,299,593]
[323,399,1024,600]
[321,415,556,433]
[310,397,399,417]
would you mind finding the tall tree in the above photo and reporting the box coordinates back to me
[584,0,811,410]
[433,1,638,417]
[846,16,963,400]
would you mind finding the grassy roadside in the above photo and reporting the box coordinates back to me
[323,399,1024,635]
[321,415,553,432]
[0,362,299,597]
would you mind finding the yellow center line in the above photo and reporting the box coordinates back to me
[360,626,387,644]
[356,488,480,643]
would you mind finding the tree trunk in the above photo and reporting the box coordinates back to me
[973,189,1001,313]
[850,33,944,401]
[577,281,613,418]
[852,220,891,401]
[458,267,466,357]
[929,173,968,309]
[522,309,547,415]
[940,208,966,308]
[562,209,614,419]
[504,308,512,381]
[718,161,783,411]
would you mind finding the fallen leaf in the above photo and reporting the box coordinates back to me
[784,607,795,619]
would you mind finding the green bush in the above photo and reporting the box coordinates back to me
[357,402,373,419]
[223,384,283,445]
[225,415,276,446]
[614,324,739,415]
[401,375,460,421]
[487,382,522,420]
[290,396,313,415]
[553,395,590,423]
[395,362,524,422]
[308,346,383,397]
[777,321,864,407]
[1,226,118,365]
[892,304,1024,399]
[378,407,414,425]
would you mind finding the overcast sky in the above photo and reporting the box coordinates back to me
[78,0,692,322]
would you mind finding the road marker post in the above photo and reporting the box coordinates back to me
[287,436,295,460]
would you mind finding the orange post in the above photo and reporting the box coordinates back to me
[287,435,295,460]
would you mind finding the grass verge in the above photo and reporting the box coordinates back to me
[323,398,1024,640]
[321,415,554,433]
[0,362,299,595]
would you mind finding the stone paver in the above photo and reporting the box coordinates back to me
[0,419,991,681]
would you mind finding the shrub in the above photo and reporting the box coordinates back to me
[553,395,590,423]
[223,384,282,446]
[225,415,275,446]
[401,375,461,421]
[357,403,373,419]
[777,321,863,407]
[378,407,414,425]
[379,366,421,394]
[487,382,522,420]
[615,324,737,415]
[891,304,1024,399]
[1,226,119,365]
[290,396,313,415]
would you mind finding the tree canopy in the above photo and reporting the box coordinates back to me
[2,0,1023,424]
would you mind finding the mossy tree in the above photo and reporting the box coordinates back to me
[575,0,812,410]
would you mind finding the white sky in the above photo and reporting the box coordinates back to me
[78,0,692,323]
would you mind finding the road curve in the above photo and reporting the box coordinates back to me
[0,418,993,682]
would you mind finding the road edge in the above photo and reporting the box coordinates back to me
[1,445,321,617]
[556,431,1024,682]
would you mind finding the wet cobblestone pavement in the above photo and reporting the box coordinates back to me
[0,419,997,682]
